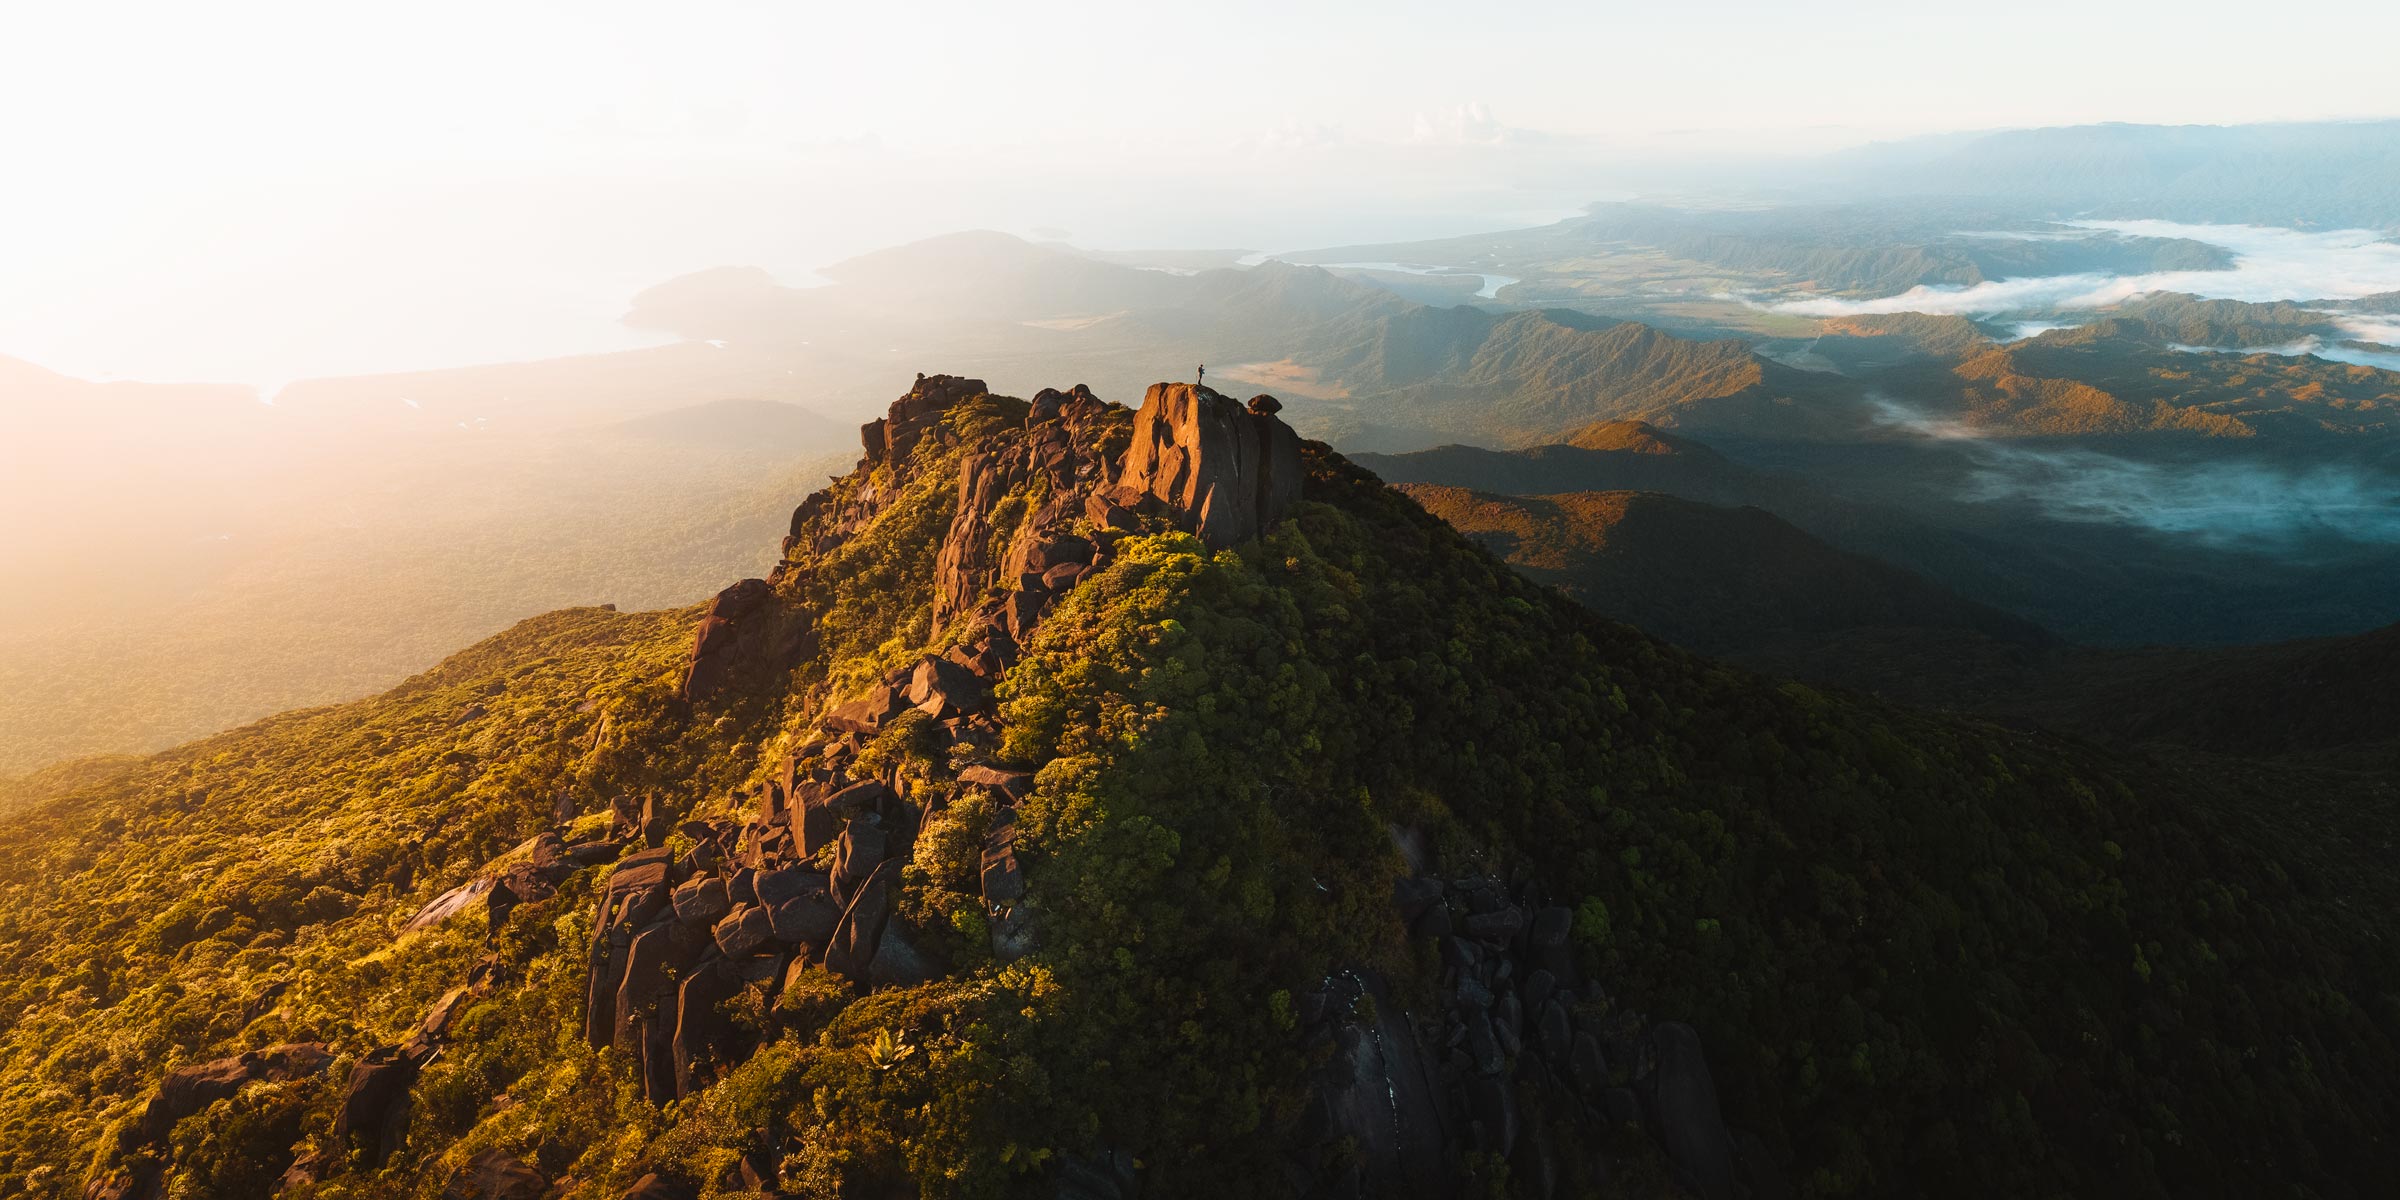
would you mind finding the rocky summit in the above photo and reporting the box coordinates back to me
[616,374,1770,1197]
[12,371,2397,1200]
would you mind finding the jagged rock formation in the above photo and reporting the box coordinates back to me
[1119,382,1304,548]
[553,375,1318,1192]
[635,376,1765,1196]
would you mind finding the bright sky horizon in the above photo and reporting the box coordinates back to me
[5,0,2398,388]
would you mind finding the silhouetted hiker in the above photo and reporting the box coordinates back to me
[1196,364,1205,387]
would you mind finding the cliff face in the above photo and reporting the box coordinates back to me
[1118,383,1304,549]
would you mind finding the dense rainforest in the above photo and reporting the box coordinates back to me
[3,375,2394,1200]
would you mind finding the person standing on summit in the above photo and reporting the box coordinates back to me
[1196,363,1205,388]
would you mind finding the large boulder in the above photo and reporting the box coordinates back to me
[787,779,842,856]
[670,876,731,925]
[672,961,744,1099]
[825,859,903,982]
[906,656,986,719]
[755,866,826,907]
[823,686,906,734]
[958,764,1034,800]
[981,812,1025,907]
[332,1048,417,1168]
[712,904,776,958]
[767,889,843,948]
[866,922,940,987]
[825,778,894,818]
[1648,1022,1737,1200]
[678,578,774,702]
[401,987,473,1063]
[1004,531,1093,582]
[583,876,670,1048]
[136,1043,332,1145]
[831,820,890,905]
[1119,382,1303,548]
[613,925,678,1051]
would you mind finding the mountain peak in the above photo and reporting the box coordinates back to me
[28,369,2400,1199]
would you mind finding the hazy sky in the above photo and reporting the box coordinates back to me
[5,0,2396,387]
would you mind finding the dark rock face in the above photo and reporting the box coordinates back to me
[1734,1129,1794,1200]
[934,449,1023,635]
[711,904,775,958]
[1053,1149,1139,1200]
[1119,382,1304,548]
[767,889,842,948]
[754,865,822,907]
[981,811,1025,907]
[1283,871,1757,1196]
[831,820,890,905]
[863,374,986,467]
[1467,1075,1518,1155]
[1303,969,1454,1198]
[1464,904,1525,944]
[823,685,906,734]
[787,778,841,855]
[1649,1021,1738,1200]
[672,960,744,1099]
[137,1043,332,1145]
[679,577,774,702]
[906,655,987,718]
[671,876,731,925]
[825,859,903,982]
[958,764,1033,799]
[332,1049,418,1168]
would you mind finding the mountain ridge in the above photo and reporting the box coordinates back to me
[14,372,2399,1200]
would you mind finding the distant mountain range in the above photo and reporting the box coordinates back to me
[11,198,2400,773]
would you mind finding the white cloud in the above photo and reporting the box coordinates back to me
[1771,221,2400,318]
[1409,103,1514,147]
